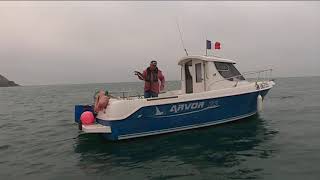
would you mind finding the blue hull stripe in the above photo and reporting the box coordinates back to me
[118,111,256,140]
[95,89,270,140]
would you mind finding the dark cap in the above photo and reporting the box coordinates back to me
[150,60,157,66]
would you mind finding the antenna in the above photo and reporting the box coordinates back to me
[176,20,188,56]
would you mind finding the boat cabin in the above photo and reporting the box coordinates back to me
[178,55,245,94]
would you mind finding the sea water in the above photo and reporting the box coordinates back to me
[0,77,320,180]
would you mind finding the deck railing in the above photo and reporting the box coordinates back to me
[208,68,273,87]
[107,91,143,99]
[243,68,273,82]
[106,69,274,99]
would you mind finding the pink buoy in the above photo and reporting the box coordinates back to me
[80,111,95,125]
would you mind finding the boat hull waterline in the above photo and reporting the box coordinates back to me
[78,89,269,141]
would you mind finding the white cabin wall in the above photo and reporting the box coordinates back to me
[205,62,221,90]
[205,62,236,91]
[179,57,245,93]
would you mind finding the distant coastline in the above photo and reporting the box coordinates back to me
[0,74,19,87]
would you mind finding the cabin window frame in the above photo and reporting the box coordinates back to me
[214,62,245,81]
[195,63,202,83]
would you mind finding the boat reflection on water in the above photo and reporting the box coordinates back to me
[74,115,278,179]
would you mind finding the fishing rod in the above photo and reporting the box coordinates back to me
[176,20,188,56]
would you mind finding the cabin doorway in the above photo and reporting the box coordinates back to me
[193,60,205,93]
[185,61,193,94]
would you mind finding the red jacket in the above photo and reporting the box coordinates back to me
[142,68,165,94]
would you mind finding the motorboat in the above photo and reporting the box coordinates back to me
[75,55,275,140]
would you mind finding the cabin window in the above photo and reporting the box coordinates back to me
[195,63,202,83]
[214,62,245,81]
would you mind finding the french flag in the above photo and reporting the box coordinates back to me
[206,40,221,50]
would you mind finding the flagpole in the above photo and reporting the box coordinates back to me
[206,36,208,56]
[205,39,207,56]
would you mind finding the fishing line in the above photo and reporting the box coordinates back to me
[176,19,188,56]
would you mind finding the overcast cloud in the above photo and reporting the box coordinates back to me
[0,1,319,85]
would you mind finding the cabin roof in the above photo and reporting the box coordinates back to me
[178,55,236,65]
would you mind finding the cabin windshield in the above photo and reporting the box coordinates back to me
[214,62,245,81]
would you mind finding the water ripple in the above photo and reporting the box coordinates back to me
[1,78,320,179]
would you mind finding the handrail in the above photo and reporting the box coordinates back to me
[107,69,273,99]
[242,69,273,75]
[106,91,141,99]
[208,68,273,87]
[108,90,170,99]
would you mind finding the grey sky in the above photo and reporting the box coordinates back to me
[0,1,319,85]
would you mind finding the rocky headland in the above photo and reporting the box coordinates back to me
[0,74,19,87]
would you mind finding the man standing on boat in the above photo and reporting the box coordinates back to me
[135,60,165,98]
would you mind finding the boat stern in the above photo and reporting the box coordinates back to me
[81,123,112,133]
[74,105,94,123]
[74,105,113,136]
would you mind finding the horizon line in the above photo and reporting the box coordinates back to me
[12,74,320,87]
